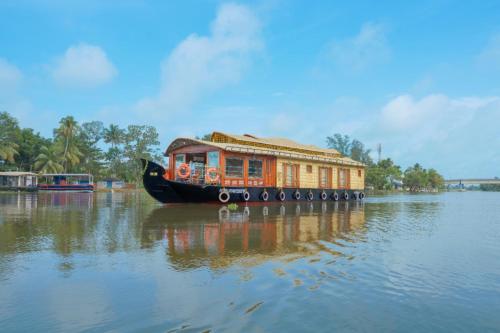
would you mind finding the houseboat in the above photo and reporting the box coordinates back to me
[38,173,95,192]
[142,132,365,203]
[0,172,38,191]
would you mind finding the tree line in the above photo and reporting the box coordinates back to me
[0,111,463,191]
[0,112,163,183]
[326,133,445,191]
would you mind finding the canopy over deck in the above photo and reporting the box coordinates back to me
[0,172,37,176]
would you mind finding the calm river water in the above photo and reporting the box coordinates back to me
[0,191,499,332]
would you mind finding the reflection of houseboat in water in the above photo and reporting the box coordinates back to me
[38,174,95,192]
[142,132,366,203]
[142,202,365,269]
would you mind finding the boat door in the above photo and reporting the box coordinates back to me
[263,158,276,187]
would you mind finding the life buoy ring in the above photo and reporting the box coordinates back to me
[307,191,314,201]
[177,163,191,179]
[261,190,269,201]
[242,190,251,201]
[219,190,230,203]
[293,190,301,200]
[278,190,286,201]
[332,192,339,201]
[359,192,365,200]
[320,191,327,201]
[343,192,349,200]
[205,167,220,183]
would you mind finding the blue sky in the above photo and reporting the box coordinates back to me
[1,0,499,178]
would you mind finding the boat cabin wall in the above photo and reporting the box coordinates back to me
[275,158,365,190]
[219,151,276,188]
[168,146,277,187]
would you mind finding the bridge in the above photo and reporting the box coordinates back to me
[444,178,500,186]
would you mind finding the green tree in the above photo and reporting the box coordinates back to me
[15,128,51,171]
[365,158,402,190]
[427,168,444,189]
[403,163,428,191]
[34,145,64,173]
[351,139,373,165]
[55,116,82,172]
[122,125,161,183]
[326,134,351,156]
[0,112,20,165]
[77,121,105,175]
[195,133,212,141]
[103,124,125,148]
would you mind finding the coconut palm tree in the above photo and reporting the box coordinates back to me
[0,143,18,163]
[56,116,82,172]
[34,146,64,173]
[103,124,125,149]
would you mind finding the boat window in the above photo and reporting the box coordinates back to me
[225,157,244,178]
[207,151,219,168]
[248,159,263,178]
[339,168,348,188]
[286,165,293,186]
[319,167,328,188]
[175,154,186,168]
[283,164,299,187]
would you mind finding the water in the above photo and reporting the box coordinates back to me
[0,191,499,332]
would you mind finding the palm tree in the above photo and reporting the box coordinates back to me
[34,146,64,173]
[56,116,81,172]
[0,143,18,163]
[103,124,125,149]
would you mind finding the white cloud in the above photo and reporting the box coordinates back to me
[477,33,500,70]
[135,3,262,119]
[374,94,500,177]
[330,22,390,71]
[52,43,117,87]
[0,58,22,94]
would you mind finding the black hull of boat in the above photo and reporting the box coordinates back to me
[141,159,365,204]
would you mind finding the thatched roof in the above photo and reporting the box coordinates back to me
[211,132,341,157]
[165,132,365,167]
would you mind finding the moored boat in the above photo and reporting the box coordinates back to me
[38,173,95,192]
[142,132,366,203]
[0,172,38,192]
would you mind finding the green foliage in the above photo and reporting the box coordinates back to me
[122,125,162,183]
[479,184,500,191]
[77,121,105,176]
[34,145,64,173]
[327,132,445,192]
[326,133,373,165]
[54,116,83,172]
[195,133,212,141]
[103,124,125,148]
[16,128,51,171]
[366,158,402,190]
[403,164,444,191]
[0,112,20,165]
[0,111,163,184]
[326,134,351,156]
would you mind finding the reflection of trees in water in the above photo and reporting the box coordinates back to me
[0,192,157,272]
[141,202,367,271]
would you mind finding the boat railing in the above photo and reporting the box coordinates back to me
[174,164,222,185]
